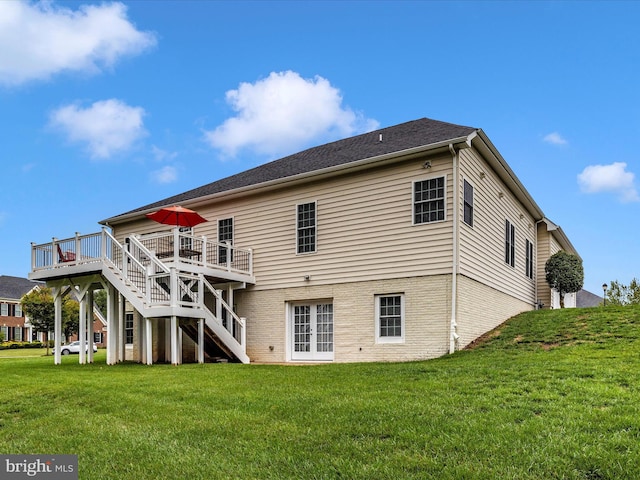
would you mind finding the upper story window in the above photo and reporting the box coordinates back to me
[526,239,534,279]
[297,202,316,254]
[505,220,515,267]
[178,226,193,250]
[414,176,445,224]
[0,303,7,316]
[463,179,474,227]
[218,218,234,263]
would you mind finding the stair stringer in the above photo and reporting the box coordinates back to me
[99,259,250,364]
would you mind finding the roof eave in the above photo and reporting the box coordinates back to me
[542,217,580,258]
[101,135,474,226]
[470,130,545,220]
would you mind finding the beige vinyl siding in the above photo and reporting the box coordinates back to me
[236,275,451,363]
[536,224,564,309]
[456,274,534,348]
[457,148,536,305]
[142,153,457,290]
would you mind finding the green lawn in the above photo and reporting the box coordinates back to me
[0,347,50,358]
[2,306,640,479]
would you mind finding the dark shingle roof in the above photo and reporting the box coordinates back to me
[0,275,42,300]
[107,118,476,221]
[576,289,603,308]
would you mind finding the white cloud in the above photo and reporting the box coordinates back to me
[151,145,178,162]
[150,165,178,184]
[0,1,156,86]
[204,71,379,158]
[50,99,147,159]
[577,162,639,203]
[543,132,568,146]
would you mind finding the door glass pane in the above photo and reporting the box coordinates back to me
[293,305,311,352]
[316,304,333,353]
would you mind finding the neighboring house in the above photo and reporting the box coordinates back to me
[68,308,108,348]
[0,275,43,342]
[29,118,580,365]
[576,289,603,308]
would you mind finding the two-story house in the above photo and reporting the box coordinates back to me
[29,118,579,365]
[0,275,42,342]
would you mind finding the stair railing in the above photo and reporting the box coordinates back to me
[202,276,246,349]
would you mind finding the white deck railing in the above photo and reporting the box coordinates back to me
[31,228,253,279]
[30,228,247,358]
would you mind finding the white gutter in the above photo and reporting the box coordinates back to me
[449,143,459,353]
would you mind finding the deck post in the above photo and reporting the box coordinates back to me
[137,313,144,363]
[170,315,179,365]
[118,294,125,362]
[87,289,94,363]
[145,317,153,365]
[240,317,247,353]
[106,284,118,365]
[79,297,87,365]
[164,320,171,363]
[198,318,204,364]
[53,287,62,365]
[173,228,180,258]
[170,267,178,308]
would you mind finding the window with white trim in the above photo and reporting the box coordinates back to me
[526,239,534,279]
[218,218,234,263]
[125,313,134,345]
[414,177,445,224]
[505,220,515,267]
[375,294,405,343]
[0,303,7,316]
[297,202,316,254]
[463,179,473,227]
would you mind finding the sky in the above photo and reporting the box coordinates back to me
[1,0,639,297]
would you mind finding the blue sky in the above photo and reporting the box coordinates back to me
[1,1,639,296]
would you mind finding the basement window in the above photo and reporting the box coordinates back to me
[375,294,405,344]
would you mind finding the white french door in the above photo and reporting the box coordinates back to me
[290,302,334,361]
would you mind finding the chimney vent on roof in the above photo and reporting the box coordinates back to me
[379,133,383,142]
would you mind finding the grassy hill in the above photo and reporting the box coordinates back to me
[1,305,639,479]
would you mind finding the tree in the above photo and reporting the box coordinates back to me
[94,289,107,317]
[21,287,80,355]
[62,299,80,341]
[629,278,640,305]
[605,278,640,306]
[545,251,584,308]
[21,287,55,355]
[605,280,628,306]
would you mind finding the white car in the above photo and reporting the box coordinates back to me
[54,341,98,355]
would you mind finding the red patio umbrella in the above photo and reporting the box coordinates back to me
[145,205,208,228]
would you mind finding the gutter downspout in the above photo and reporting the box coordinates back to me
[448,143,460,354]
[534,219,544,309]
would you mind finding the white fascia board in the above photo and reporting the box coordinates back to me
[542,217,580,258]
[471,130,545,220]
